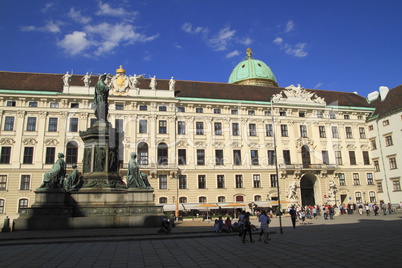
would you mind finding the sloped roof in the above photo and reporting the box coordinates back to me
[0,71,372,108]
[369,85,402,118]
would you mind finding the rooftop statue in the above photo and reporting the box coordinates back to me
[94,74,110,122]
[169,77,175,91]
[149,75,157,90]
[129,74,144,90]
[62,71,72,86]
[82,72,91,87]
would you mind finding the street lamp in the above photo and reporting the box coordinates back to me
[271,98,283,234]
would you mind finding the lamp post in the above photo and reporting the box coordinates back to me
[271,98,283,234]
[175,169,180,220]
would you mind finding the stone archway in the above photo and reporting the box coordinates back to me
[300,173,318,206]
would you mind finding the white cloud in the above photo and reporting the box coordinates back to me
[273,38,308,58]
[181,22,207,34]
[84,23,159,56]
[41,2,54,13]
[239,37,253,46]
[96,1,138,18]
[208,26,236,51]
[21,20,61,33]
[315,82,323,89]
[57,31,90,55]
[68,8,91,24]
[226,50,240,58]
[285,20,295,33]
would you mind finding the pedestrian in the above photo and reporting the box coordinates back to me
[241,212,254,243]
[258,210,271,244]
[300,209,306,224]
[358,204,363,215]
[365,204,370,216]
[157,218,171,234]
[289,206,297,229]
[373,203,379,216]
[387,203,393,215]
[381,203,387,215]
[329,205,334,220]
[323,205,329,220]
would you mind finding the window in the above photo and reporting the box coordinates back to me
[0,147,11,164]
[332,126,338,138]
[199,196,207,203]
[159,120,167,134]
[359,127,366,139]
[393,180,401,191]
[317,111,323,118]
[4,116,14,131]
[0,175,7,190]
[344,114,350,120]
[23,147,34,164]
[69,118,78,132]
[281,124,288,137]
[196,107,203,113]
[197,149,205,165]
[157,143,168,165]
[265,110,271,116]
[346,127,353,138]
[368,125,373,131]
[139,105,147,111]
[178,149,186,165]
[248,110,255,115]
[383,120,389,126]
[115,104,124,110]
[251,150,259,165]
[329,113,336,119]
[389,157,397,169]
[254,195,262,202]
[385,135,393,146]
[179,175,187,189]
[249,124,256,136]
[138,142,149,165]
[231,109,238,115]
[270,174,278,187]
[18,199,28,213]
[177,121,186,134]
[218,196,225,202]
[300,125,307,138]
[0,199,4,214]
[299,111,305,117]
[322,151,329,165]
[7,100,16,106]
[70,103,79,108]
[232,123,239,136]
[349,151,356,165]
[268,150,276,165]
[283,150,291,165]
[363,151,370,165]
[213,108,221,114]
[353,173,360,185]
[253,174,261,188]
[358,115,363,120]
[355,192,362,203]
[265,124,273,137]
[45,147,56,164]
[179,197,187,203]
[158,106,166,111]
[177,106,185,113]
[279,111,286,116]
[20,175,30,190]
[335,151,343,165]
[370,139,377,150]
[215,150,224,165]
[367,173,374,185]
[48,118,58,132]
[66,141,78,164]
[214,122,222,135]
[235,175,243,188]
[377,181,383,192]
[319,126,326,138]
[374,160,380,172]
[26,117,37,131]
[159,175,167,189]
[139,120,147,133]
[196,122,204,135]
[50,102,59,108]
[159,197,167,203]
[217,175,225,188]
[233,150,242,165]
[369,191,376,203]
[338,173,346,186]
[198,175,206,189]
[90,118,97,128]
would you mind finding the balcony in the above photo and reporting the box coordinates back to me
[279,163,337,174]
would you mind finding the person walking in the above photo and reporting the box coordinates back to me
[258,210,271,244]
[365,204,370,216]
[241,212,254,243]
[289,206,297,229]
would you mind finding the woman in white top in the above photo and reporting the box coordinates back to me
[258,210,271,244]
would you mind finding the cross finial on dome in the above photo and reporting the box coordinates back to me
[246,48,253,59]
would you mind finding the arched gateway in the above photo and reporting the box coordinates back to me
[300,173,319,206]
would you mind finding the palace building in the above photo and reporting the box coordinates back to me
[1,49,398,221]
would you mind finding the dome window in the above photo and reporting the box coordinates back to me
[258,63,262,67]
[242,64,245,68]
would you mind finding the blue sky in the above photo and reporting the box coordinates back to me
[1,0,402,98]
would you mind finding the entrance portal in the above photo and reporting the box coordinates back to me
[300,174,316,206]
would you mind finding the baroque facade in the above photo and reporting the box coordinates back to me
[0,50,393,221]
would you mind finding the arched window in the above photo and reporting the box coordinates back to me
[254,195,262,201]
[159,197,167,204]
[157,143,168,165]
[199,196,207,203]
[369,191,376,203]
[179,197,187,203]
[66,141,78,165]
[218,196,225,202]
[236,195,244,202]
[18,198,28,213]
[137,142,149,165]
[355,192,362,203]
[301,145,311,168]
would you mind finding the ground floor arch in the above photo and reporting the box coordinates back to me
[300,173,320,206]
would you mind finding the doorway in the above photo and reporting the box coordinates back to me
[300,174,316,206]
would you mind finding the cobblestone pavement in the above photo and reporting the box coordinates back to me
[0,213,401,267]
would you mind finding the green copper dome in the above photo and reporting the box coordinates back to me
[228,48,278,87]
